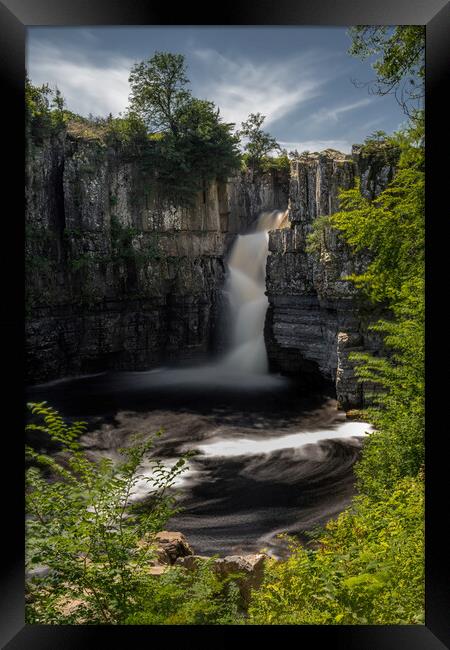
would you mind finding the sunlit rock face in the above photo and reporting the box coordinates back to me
[265,148,397,409]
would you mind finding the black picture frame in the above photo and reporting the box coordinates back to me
[1,1,448,647]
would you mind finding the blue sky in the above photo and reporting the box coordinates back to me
[26,26,408,154]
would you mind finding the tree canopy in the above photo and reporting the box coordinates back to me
[348,26,425,118]
[238,112,281,172]
[128,52,241,203]
[128,52,191,136]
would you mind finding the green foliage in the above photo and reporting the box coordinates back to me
[129,52,191,136]
[128,52,241,205]
[110,216,161,266]
[143,98,241,205]
[69,252,95,272]
[241,151,290,175]
[238,113,280,172]
[348,26,425,116]
[26,403,240,624]
[331,139,424,305]
[359,130,401,162]
[261,151,290,173]
[305,215,333,255]
[248,475,424,625]
[26,77,69,142]
[104,113,148,148]
[125,560,243,625]
[329,134,424,498]
[350,278,424,497]
[110,216,139,261]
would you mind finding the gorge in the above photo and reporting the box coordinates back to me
[26,124,396,556]
[26,124,397,406]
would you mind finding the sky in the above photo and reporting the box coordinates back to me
[26,26,408,154]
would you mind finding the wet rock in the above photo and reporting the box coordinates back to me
[26,565,51,580]
[213,553,267,605]
[148,565,167,576]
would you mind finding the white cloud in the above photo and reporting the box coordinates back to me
[191,48,339,129]
[26,41,133,117]
[279,139,353,154]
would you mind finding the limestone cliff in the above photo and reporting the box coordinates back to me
[25,121,397,406]
[265,146,398,409]
[25,126,288,383]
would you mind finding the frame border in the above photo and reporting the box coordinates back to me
[1,1,448,647]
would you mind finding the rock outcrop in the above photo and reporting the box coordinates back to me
[226,167,289,233]
[265,147,398,408]
[154,531,194,565]
[40,531,268,618]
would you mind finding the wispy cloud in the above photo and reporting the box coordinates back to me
[308,97,373,125]
[191,48,341,129]
[279,139,353,154]
[27,41,133,117]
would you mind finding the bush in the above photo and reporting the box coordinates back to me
[330,137,424,497]
[350,277,424,496]
[125,560,243,625]
[305,215,333,255]
[247,475,424,625]
[25,402,199,624]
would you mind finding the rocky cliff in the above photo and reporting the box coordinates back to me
[25,126,288,383]
[265,145,398,409]
[25,122,398,405]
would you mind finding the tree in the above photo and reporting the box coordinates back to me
[238,113,280,171]
[175,98,241,182]
[128,53,241,205]
[348,26,425,118]
[128,52,192,136]
[25,77,67,142]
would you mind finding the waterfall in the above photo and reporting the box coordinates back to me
[220,210,287,374]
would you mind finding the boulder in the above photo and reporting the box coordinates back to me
[155,531,194,565]
[175,554,210,570]
[213,554,267,606]
[176,552,268,607]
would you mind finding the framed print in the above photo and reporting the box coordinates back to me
[0,0,448,647]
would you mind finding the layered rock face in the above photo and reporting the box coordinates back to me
[25,122,395,403]
[25,129,287,384]
[265,147,397,408]
[226,168,289,233]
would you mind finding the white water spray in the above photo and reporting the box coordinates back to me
[220,210,288,374]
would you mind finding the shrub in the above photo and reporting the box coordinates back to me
[25,402,194,624]
[248,475,424,625]
[305,215,333,255]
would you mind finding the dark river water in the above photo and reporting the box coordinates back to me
[26,366,371,558]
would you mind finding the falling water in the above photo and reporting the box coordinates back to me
[220,210,288,374]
